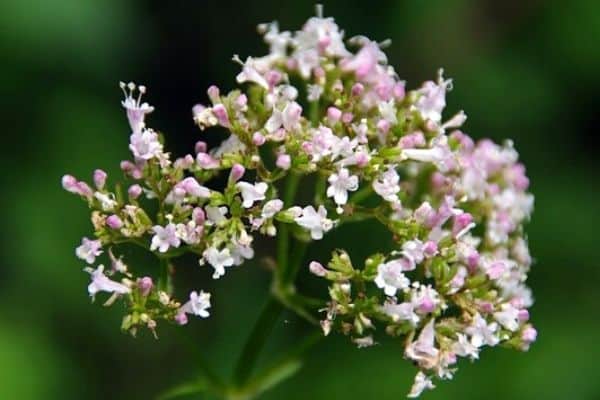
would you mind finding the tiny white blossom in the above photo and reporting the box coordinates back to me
[326,168,359,205]
[236,181,268,208]
[466,313,500,347]
[452,333,479,360]
[494,303,520,332]
[86,265,130,297]
[407,372,435,398]
[205,206,228,225]
[120,82,154,134]
[374,261,410,296]
[382,301,419,326]
[373,165,400,202]
[378,99,397,124]
[180,290,211,318]
[234,55,269,89]
[294,205,333,240]
[150,224,181,253]
[405,319,439,369]
[203,247,235,279]
[261,199,284,218]
[129,129,163,160]
[265,101,302,133]
[94,192,117,212]
[76,237,103,264]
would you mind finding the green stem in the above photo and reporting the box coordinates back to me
[232,298,283,386]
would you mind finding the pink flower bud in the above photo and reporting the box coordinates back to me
[423,241,438,257]
[212,104,230,127]
[313,66,325,79]
[252,132,266,146]
[327,107,342,124]
[106,215,123,229]
[192,207,205,224]
[276,154,291,170]
[194,141,207,154]
[62,175,78,192]
[355,151,370,168]
[377,119,390,133]
[236,94,248,108]
[393,82,405,101]
[518,309,530,322]
[207,85,220,104]
[229,164,246,182]
[266,70,282,87]
[479,302,494,314]
[453,213,473,237]
[196,153,219,169]
[309,261,327,277]
[522,326,537,343]
[351,83,364,97]
[138,276,153,297]
[93,169,107,189]
[342,112,354,124]
[120,161,142,179]
[128,184,142,199]
[174,312,188,326]
[418,297,435,314]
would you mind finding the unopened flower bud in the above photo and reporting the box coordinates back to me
[252,132,266,146]
[309,261,327,277]
[327,107,342,124]
[207,85,220,104]
[174,312,188,326]
[138,276,153,297]
[229,164,246,183]
[128,184,142,199]
[93,169,107,190]
[106,215,123,229]
[194,141,207,154]
[276,154,291,170]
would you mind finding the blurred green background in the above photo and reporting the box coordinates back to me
[1,0,599,398]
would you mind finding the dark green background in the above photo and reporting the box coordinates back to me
[1,0,599,398]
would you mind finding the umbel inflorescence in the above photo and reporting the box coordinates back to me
[63,6,536,398]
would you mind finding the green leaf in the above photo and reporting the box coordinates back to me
[157,380,207,400]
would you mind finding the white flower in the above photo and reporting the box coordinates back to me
[261,199,283,218]
[402,239,425,265]
[374,261,410,296]
[94,192,117,212]
[203,247,235,279]
[405,319,439,369]
[373,166,400,202]
[326,168,359,205]
[233,55,270,89]
[265,101,302,133]
[165,177,211,204]
[180,291,211,318]
[231,231,255,265]
[414,69,452,123]
[452,333,479,360]
[294,205,333,240]
[120,82,154,134]
[401,137,453,172]
[353,336,376,348]
[466,313,500,347]
[86,265,130,297]
[407,372,435,398]
[76,237,103,264]
[307,84,323,101]
[150,224,181,253]
[378,99,397,124]
[494,303,520,332]
[129,129,163,160]
[205,206,228,226]
[236,181,268,208]
[382,301,419,326]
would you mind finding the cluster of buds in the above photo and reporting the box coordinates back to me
[62,6,536,397]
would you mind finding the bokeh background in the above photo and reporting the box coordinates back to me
[1,0,599,398]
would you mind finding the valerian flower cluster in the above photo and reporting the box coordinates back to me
[63,7,536,397]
